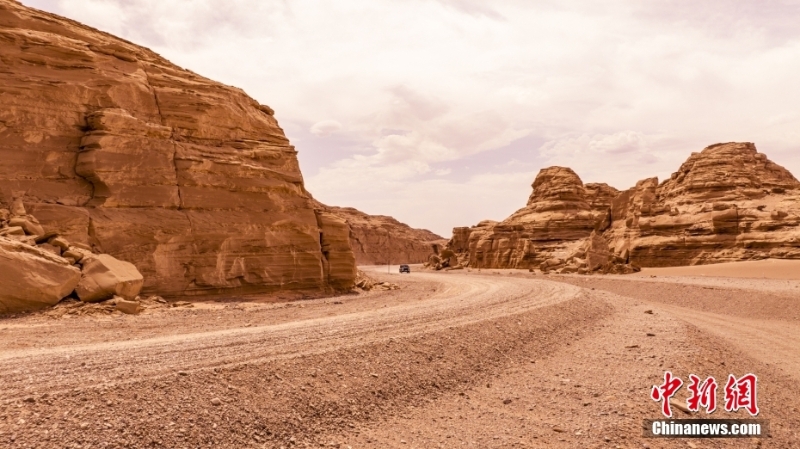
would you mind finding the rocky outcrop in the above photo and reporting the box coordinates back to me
[658,142,799,201]
[0,196,144,312]
[450,167,619,269]
[314,210,357,289]
[0,0,355,297]
[540,231,639,275]
[0,236,81,313]
[315,203,446,265]
[447,142,800,272]
[609,142,800,266]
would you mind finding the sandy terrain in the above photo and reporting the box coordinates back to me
[2,264,799,448]
[634,259,800,281]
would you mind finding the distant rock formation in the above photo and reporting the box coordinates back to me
[314,202,446,265]
[0,0,355,298]
[609,142,800,266]
[450,167,619,270]
[447,142,800,273]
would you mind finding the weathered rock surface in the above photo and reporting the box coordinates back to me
[0,236,81,313]
[609,142,800,266]
[0,0,355,296]
[447,142,800,272]
[450,167,617,269]
[314,210,357,290]
[315,203,446,265]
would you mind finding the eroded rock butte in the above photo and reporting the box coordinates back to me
[446,143,800,272]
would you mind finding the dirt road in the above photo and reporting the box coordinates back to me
[2,267,799,448]
[549,274,800,381]
[0,270,580,402]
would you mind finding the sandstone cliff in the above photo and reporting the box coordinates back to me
[0,0,355,296]
[314,202,446,265]
[446,142,800,272]
[451,167,617,269]
[609,142,800,266]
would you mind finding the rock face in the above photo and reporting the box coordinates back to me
[314,203,446,265]
[609,142,800,266]
[0,1,355,296]
[0,236,81,313]
[447,142,800,272]
[452,167,618,269]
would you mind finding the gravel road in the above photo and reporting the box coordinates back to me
[1,267,799,448]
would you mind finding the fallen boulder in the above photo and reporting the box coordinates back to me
[114,297,141,314]
[0,236,82,313]
[75,254,144,303]
[8,216,45,237]
[0,226,24,236]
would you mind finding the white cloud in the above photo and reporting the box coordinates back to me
[539,131,660,188]
[310,120,342,136]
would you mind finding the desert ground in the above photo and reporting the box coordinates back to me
[1,261,799,449]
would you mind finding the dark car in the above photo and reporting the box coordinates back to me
[399,264,410,273]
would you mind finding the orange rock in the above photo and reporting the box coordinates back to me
[450,167,616,269]
[76,254,144,303]
[0,236,81,313]
[0,1,355,296]
[603,143,800,266]
[314,202,446,265]
[448,143,800,271]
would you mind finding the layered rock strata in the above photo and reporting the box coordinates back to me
[608,142,800,266]
[0,0,355,296]
[314,203,446,265]
[451,167,618,269]
[447,142,800,272]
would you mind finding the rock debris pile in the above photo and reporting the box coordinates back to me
[354,270,400,291]
[0,194,143,314]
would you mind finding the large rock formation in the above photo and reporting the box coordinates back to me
[0,0,355,297]
[609,142,800,266]
[314,203,446,265]
[452,167,618,269]
[447,142,800,272]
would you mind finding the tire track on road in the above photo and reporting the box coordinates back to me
[1,270,580,400]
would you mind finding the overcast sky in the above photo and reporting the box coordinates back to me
[23,0,800,236]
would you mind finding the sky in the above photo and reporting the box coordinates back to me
[22,0,800,237]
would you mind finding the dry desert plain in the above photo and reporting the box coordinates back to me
[1,260,799,449]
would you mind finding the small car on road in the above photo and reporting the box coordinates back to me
[399,264,410,273]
